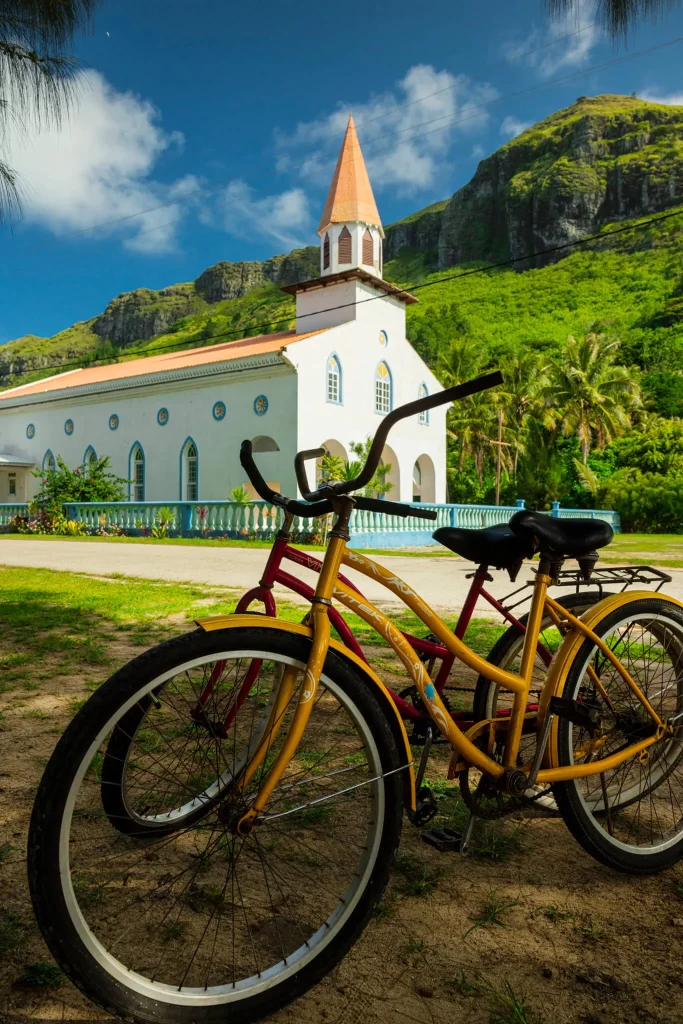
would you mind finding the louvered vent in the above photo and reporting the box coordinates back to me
[362,228,373,266]
[338,227,352,264]
[323,232,330,269]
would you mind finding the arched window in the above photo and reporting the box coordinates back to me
[362,228,374,266]
[418,383,429,425]
[374,362,392,414]
[42,450,55,474]
[323,232,330,270]
[129,444,145,502]
[84,445,98,467]
[338,226,352,265]
[180,438,198,501]
[327,355,342,404]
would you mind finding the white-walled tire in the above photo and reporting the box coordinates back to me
[28,627,403,1024]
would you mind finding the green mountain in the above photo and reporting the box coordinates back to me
[2,93,683,408]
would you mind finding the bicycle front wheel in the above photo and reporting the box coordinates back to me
[28,626,403,1024]
[554,598,683,873]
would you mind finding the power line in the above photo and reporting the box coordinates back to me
[6,31,682,248]
[2,204,681,386]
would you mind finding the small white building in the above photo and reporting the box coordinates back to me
[0,116,446,507]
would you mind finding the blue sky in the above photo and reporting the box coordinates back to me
[2,0,683,344]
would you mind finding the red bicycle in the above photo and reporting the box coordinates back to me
[234,441,671,738]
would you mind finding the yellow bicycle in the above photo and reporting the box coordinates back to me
[28,373,683,1024]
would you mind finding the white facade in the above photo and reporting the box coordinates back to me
[0,121,447,508]
[0,289,446,506]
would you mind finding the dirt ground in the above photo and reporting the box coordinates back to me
[2,619,683,1024]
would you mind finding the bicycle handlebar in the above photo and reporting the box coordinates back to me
[297,370,503,502]
[240,441,437,521]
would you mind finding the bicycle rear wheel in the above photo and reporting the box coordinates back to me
[28,626,403,1024]
[554,598,683,873]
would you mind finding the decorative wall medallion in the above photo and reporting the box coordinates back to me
[26,423,35,439]
[64,419,74,435]
[379,330,388,347]
[109,414,119,431]
[212,401,226,421]
[254,395,268,416]
[157,407,169,426]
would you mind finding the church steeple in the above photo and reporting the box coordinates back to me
[318,114,384,279]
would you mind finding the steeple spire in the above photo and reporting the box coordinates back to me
[318,114,383,236]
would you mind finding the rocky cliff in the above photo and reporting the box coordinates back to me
[3,94,682,386]
[438,94,683,269]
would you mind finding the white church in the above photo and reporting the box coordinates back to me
[0,116,446,508]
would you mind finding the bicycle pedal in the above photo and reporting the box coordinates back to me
[420,827,462,853]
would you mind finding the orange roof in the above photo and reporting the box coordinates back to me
[0,328,326,403]
[318,114,383,236]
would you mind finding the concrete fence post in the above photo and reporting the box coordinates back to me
[551,501,560,518]
[515,499,525,509]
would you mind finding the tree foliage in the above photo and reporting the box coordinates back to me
[34,454,127,515]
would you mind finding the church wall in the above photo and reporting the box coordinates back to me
[0,366,299,503]
[288,283,447,504]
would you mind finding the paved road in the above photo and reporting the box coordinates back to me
[1,539,681,615]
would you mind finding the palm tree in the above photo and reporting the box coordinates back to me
[496,352,550,477]
[1,0,99,220]
[437,336,483,388]
[542,331,641,463]
[545,0,680,37]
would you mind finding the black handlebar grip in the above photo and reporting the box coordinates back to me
[294,448,326,501]
[355,497,438,521]
[239,440,281,504]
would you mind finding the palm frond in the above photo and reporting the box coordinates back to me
[0,41,82,131]
[0,157,21,222]
[544,0,680,37]
[0,1,99,51]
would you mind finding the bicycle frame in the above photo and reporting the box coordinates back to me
[206,511,672,833]
[232,530,549,725]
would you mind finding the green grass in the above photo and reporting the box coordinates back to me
[15,962,64,988]
[465,890,522,936]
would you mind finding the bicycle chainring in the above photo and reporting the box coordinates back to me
[458,769,520,820]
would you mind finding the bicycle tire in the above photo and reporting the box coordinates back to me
[28,625,404,1024]
[553,597,683,874]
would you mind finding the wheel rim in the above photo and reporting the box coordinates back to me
[59,651,386,1004]
[567,612,683,854]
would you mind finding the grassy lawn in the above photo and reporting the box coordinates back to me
[2,530,682,565]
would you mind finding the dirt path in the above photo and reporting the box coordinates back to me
[1,538,682,615]
[1,619,682,1024]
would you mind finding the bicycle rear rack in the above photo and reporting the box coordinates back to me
[501,564,671,614]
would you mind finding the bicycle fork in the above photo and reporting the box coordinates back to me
[234,508,351,835]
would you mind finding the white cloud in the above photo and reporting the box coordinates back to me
[471,143,486,159]
[275,64,499,196]
[639,89,683,106]
[4,70,195,253]
[501,0,602,80]
[500,116,533,139]
[219,181,312,248]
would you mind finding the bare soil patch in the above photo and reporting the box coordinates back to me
[1,616,682,1024]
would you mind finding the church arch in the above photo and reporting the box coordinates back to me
[83,445,98,466]
[128,443,145,502]
[251,435,280,453]
[180,437,199,502]
[412,454,435,503]
[42,450,56,474]
[379,444,400,501]
[316,439,348,486]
